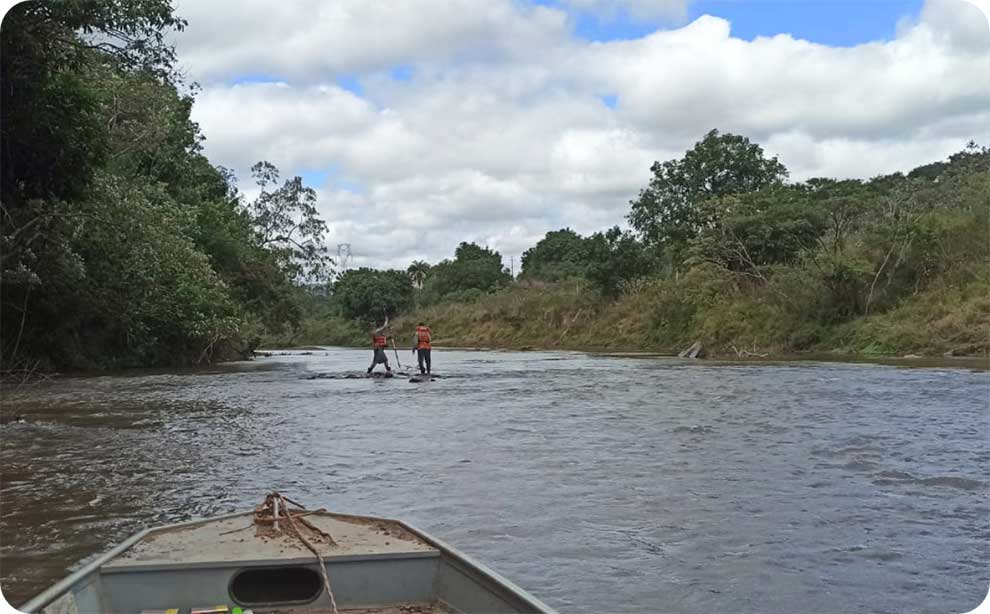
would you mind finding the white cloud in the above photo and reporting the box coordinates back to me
[910,0,990,51]
[583,13,990,142]
[181,0,990,271]
[172,0,570,83]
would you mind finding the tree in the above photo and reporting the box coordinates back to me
[585,227,657,296]
[628,129,788,254]
[247,161,332,283]
[424,242,512,299]
[0,0,329,368]
[688,186,824,275]
[332,268,414,321]
[1,0,186,208]
[407,260,432,288]
[855,147,989,316]
[520,228,592,281]
[0,0,225,369]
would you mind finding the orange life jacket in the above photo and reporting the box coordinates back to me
[372,334,387,349]
[415,326,432,350]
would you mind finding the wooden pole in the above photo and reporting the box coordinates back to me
[383,309,401,368]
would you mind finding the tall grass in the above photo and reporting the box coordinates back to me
[383,270,988,358]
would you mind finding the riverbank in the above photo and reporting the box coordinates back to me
[382,275,990,360]
[259,265,989,364]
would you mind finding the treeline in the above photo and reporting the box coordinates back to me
[268,242,516,347]
[1,1,329,370]
[294,130,988,357]
[523,131,988,320]
[3,0,984,366]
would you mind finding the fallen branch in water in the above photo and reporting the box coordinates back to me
[196,333,221,365]
[0,361,53,387]
[731,344,769,358]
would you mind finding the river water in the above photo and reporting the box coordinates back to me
[1,349,988,612]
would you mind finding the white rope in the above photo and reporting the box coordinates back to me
[267,493,340,614]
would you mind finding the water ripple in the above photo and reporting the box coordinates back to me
[1,349,988,612]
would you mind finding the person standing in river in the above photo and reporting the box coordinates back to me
[411,322,432,375]
[367,319,392,374]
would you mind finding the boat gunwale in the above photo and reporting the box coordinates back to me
[19,510,251,612]
[19,509,558,614]
[101,549,441,573]
[394,519,558,614]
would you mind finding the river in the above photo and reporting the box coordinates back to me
[1,349,988,612]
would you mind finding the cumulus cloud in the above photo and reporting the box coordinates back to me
[906,0,990,51]
[172,0,571,83]
[581,13,990,143]
[179,0,990,271]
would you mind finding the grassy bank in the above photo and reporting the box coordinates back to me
[378,273,988,359]
[270,266,988,359]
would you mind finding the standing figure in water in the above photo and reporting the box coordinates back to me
[368,319,392,374]
[412,322,432,375]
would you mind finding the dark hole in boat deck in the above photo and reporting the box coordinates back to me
[230,566,322,605]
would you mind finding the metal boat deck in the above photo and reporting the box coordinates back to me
[103,513,435,571]
[23,509,556,614]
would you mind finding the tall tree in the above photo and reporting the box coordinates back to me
[585,227,657,296]
[0,1,333,369]
[688,186,825,274]
[520,228,592,281]
[248,161,332,283]
[332,268,414,321]
[628,129,788,253]
[1,0,186,207]
[407,260,432,288]
[425,242,511,298]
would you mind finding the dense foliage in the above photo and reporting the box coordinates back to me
[520,228,591,281]
[519,227,657,296]
[418,242,512,303]
[258,135,989,357]
[628,129,788,258]
[1,1,328,369]
[391,138,987,357]
[331,268,414,321]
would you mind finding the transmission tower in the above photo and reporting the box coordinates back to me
[336,243,352,272]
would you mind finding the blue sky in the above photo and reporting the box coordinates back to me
[543,0,925,46]
[298,166,366,196]
[686,0,924,46]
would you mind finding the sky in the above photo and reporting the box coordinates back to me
[168,0,990,272]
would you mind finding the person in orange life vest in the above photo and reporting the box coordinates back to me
[367,319,392,374]
[411,322,432,375]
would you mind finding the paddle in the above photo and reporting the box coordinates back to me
[382,309,402,368]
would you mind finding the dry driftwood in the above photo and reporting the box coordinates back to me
[678,341,705,359]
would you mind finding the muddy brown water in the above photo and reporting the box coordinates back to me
[1,349,988,612]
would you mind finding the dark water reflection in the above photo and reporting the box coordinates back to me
[2,349,988,612]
